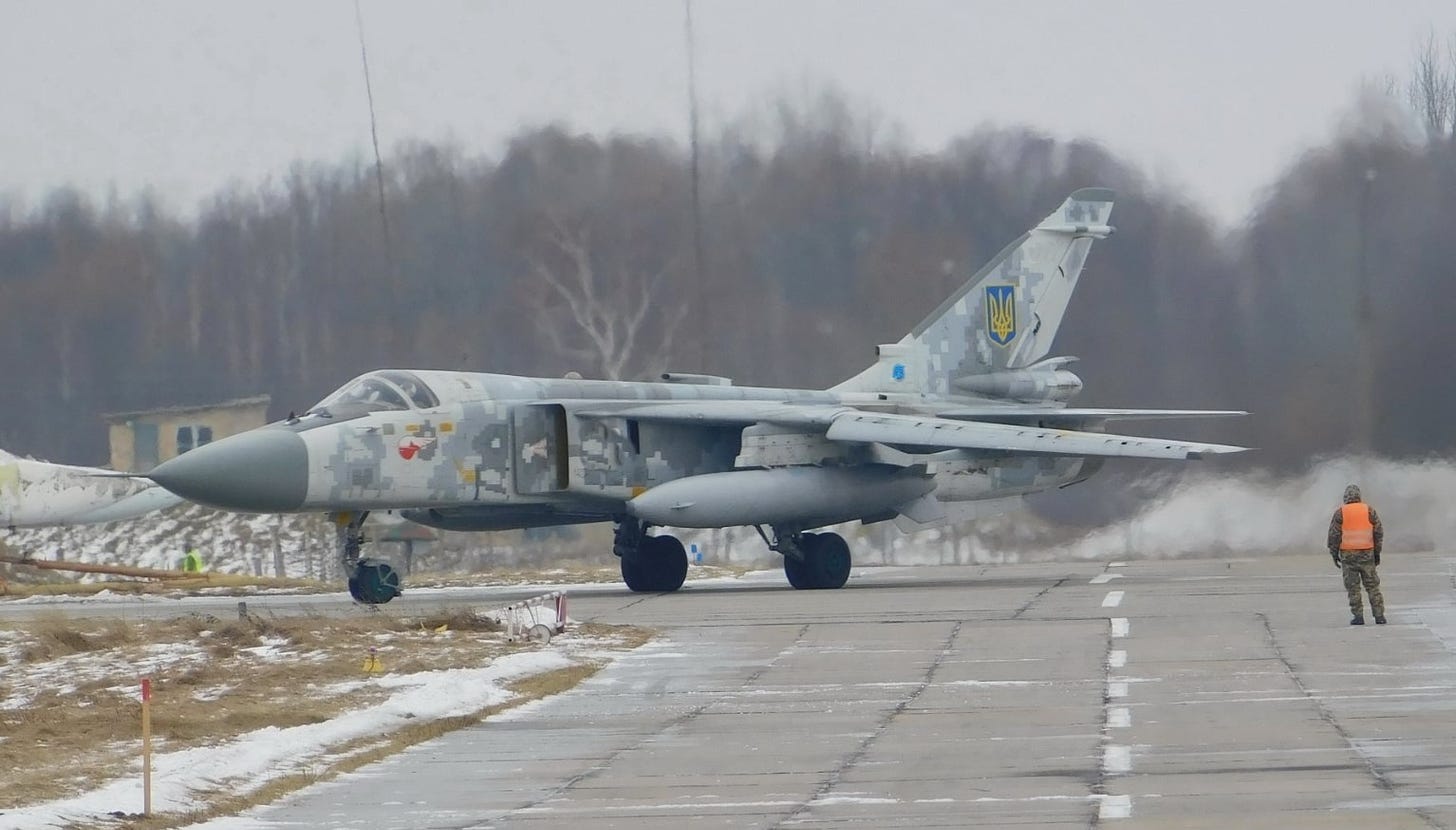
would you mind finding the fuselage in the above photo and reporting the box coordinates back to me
[146,369,1095,529]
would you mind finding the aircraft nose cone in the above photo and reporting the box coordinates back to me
[149,429,309,512]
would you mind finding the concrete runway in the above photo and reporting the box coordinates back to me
[20,553,1456,828]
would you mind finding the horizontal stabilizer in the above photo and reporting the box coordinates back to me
[893,493,947,527]
[894,496,1026,533]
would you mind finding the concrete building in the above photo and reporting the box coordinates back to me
[102,395,271,472]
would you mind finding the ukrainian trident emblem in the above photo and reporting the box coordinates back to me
[985,285,1017,347]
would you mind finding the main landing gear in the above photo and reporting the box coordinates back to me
[333,511,402,605]
[757,526,852,590]
[613,518,689,593]
[610,520,852,593]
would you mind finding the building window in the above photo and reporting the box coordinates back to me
[198,426,214,446]
[177,426,194,455]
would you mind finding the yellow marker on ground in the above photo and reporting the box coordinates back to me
[362,647,383,674]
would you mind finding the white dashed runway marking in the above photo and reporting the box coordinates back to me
[1102,591,1125,608]
[1103,744,1132,774]
[1099,794,1132,819]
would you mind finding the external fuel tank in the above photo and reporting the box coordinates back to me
[626,466,933,528]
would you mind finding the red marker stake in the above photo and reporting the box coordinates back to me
[141,677,152,816]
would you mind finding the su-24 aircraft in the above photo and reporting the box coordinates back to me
[1,447,182,530]
[146,188,1247,603]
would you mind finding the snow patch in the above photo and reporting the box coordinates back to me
[3,650,575,828]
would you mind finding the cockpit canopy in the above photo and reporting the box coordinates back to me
[310,370,440,416]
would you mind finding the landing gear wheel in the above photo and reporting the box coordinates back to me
[622,534,688,593]
[784,532,852,590]
[348,558,402,604]
[333,510,401,605]
[620,549,648,591]
[811,532,852,589]
[783,533,817,589]
[647,534,688,592]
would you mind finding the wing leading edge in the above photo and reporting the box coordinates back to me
[937,407,1248,424]
[573,401,1247,461]
[825,412,1247,460]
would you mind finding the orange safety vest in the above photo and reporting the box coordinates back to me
[1339,503,1374,551]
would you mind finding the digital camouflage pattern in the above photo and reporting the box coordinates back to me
[834,188,1115,397]
[1340,550,1384,618]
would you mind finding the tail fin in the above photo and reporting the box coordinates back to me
[833,188,1115,396]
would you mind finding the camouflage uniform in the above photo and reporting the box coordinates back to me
[1327,485,1384,620]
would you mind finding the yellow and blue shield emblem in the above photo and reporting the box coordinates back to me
[985,285,1017,347]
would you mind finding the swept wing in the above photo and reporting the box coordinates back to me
[574,401,1247,461]
[824,411,1245,460]
[937,407,1247,424]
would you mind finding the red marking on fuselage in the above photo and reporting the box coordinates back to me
[398,436,434,460]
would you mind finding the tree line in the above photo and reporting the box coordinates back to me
[2,67,1455,474]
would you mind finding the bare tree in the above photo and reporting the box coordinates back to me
[1408,30,1456,139]
[524,216,688,381]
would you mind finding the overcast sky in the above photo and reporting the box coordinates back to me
[4,1,1455,226]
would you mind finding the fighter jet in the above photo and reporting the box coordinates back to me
[1,447,182,529]
[147,188,1246,603]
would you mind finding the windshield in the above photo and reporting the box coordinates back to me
[309,371,439,416]
[376,370,439,409]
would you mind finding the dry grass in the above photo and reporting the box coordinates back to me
[0,607,644,821]
[0,573,327,600]
[1,560,750,602]
[22,612,138,660]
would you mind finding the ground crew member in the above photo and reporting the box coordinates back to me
[1327,484,1384,625]
[181,547,204,573]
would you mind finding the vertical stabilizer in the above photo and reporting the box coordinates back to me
[834,188,1115,396]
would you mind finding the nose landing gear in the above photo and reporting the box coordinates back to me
[334,511,402,605]
[350,559,402,604]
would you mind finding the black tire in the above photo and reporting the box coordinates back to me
[810,532,852,589]
[784,533,819,589]
[620,551,650,592]
[622,535,688,592]
[349,559,402,604]
[645,534,689,592]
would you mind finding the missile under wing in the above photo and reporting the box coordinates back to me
[146,188,1247,603]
